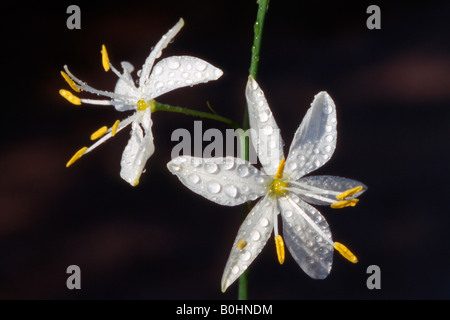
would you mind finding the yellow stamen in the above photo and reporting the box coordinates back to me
[137,99,150,111]
[331,199,359,209]
[60,71,81,92]
[59,89,81,105]
[111,120,120,137]
[336,186,363,200]
[90,126,108,140]
[334,242,358,263]
[66,147,88,167]
[101,44,110,71]
[274,157,286,179]
[237,239,247,250]
[275,235,285,264]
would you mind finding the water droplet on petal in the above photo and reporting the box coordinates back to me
[205,163,219,174]
[153,65,163,76]
[231,265,239,274]
[284,210,293,218]
[194,61,207,71]
[325,135,333,142]
[237,165,249,177]
[224,185,238,198]
[263,125,273,135]
[240,251,251,261]
[251,230,261,241]
[258,111,269,122]
[188,174,200,184]
[206,180,221,194]
[260,218,269,227]
[167,60,180,70]
[323,105,333,115]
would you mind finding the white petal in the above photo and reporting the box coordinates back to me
[113,62,140,112]
[143,56,223,100]
[295,175,367,206]
[285,92,337,180]
[245,76,284,175]
[120,109,155,186]
[139,18,185,88]
[221,195,275,292]
[278,196,334,279]
[167,156,269,206]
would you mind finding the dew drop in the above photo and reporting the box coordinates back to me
[153,65,163,76]
[263,125,273,135]
[325,125,333,133]
[207,181,221,194]
[194,61,207,71]
[324,145,332,153]
[258,111,269,122]
[223,158,235,170]
[167,60,180,70]
[205,163,219,174]
[224,185,238,198]
[169,164,180,172]
[260,218,269,227]
[287,162,297,171]
[195,71,203,79]
[284,210,293,218]
[231,265,239,274]
[188,174,200,184]
[325,135,333,142]
[240,251,251,261]
[237,165,249,177]
[323,104,333,115]
[251,230,261,241]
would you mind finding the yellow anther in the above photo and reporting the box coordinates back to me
[275,235,285,265]
[111,120,120,137]
[331,199,359,209]
[274,158,286,179]
[271,179,288,196]
[59,89,82,105]
[60,71,81,92]
[101,44,110,71]
[336,186,363,200]
[137,99,150,111]
[334,242,358,263]
[90,126,108,140]
[237,239,247,250]
[66,147,88,167]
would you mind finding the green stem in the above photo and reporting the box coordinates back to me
[238,0,270,301]
[152,100,240,130]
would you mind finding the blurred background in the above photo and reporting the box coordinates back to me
[1,0,449,299]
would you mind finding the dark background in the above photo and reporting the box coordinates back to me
[1,0,449,299]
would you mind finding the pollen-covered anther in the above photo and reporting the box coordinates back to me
[111,120,120,137]
[336,186,363,200]
[331,199,359,209]
[59,89,82,105]
[275,235,285,264]
[66,146,88,167]
[60,71,81,92]
[90,126,108,140]
[101,44,110,71]
[334,242,358,263]
[237,239,247,250]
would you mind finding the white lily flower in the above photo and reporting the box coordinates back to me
[59,18,223,186]
[167,76,367,292]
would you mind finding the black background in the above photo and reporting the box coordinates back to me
[1,0,449,299]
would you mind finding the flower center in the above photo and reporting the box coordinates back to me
[271,179,288,195]
[137,99,150,111]
[269,158,288,196]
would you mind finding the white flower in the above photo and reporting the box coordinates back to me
[59,18,223,186]
[167,76,367,292]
